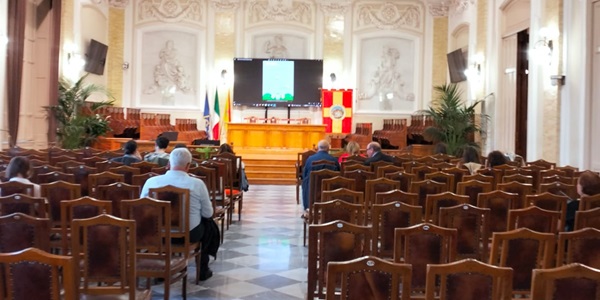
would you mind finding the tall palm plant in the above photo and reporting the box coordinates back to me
[47,74,114,149]
[421,83,488,156]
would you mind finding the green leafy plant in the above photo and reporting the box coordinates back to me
[421,83,489,156]
[46,74,114,149]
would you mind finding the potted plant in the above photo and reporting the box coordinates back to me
[421,83,488,156]
[46,74,114,149]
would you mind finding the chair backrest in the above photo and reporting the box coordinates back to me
[343,169,376,193]
[67,165,99,197]
[148,185,191,253]
[71,214,136,298]
[478,190,522,233]
[555,165,579,178]
[497,181,534,208]
[130,161,160,174]
[0,213,51,252]
[412,165,439,181]
[326,256,412,300]
[56,160,85,173]
[312,200,365,225]
[307,220,372,300]
[580,193,600,211]
[321,188,364,206]
[456,179,493,206]
[507,206,561,234]
[502,173,533,185]
[82,156,106,167]
[40,181,82,224]
[401,161,426,173]
[489,228,555,294]
[96,182,140,218]
[0,181,34,197]
[531,263,600,300]
[409,180,447,214]
[31,165,62,183]
[88,171,125,198]
[439,204,491,261]
[342,163,370,175]
[393,222,457,292]
[385,171,416,192]
[574,207,600,230]
[364,177,401,209]
[60,196,112,254]
[527,192,568,230]
[424,171,455,192]
[0,247,75,300]
[108,165,141,185]
[131,172,159,188]
[309,169,340,208]
[527,159,556,169]
[322,176,356,192]
[375,189,419,206]
[372,202,422,259]
[539,181,578,200]
[37,171,75,184]
[443,167,470,188]
[556,227,600,268]
[376,165,405,178]
[0,194,47,218]
[424,192,469,224]
[425,259,513,300]
[95,160,124,172]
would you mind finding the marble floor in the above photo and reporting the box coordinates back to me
[151,184,308,299]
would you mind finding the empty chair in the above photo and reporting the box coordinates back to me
[364,177,400,209]
[527,159,556,169]
[0,213,50,252]
[321,188,364,205]
[556,228,600,268]
[477,190,521,233]
[60,196,112,254]
[527,192,569,230]
[37,171,75,184]
[502,173,533,185]
[442,167,470,189]
[326,256,412,300]
[439,204,491,261]
[409,180,447,214]
[376,164,405,178]
[574,207,600,230]
[322,176,356,192]
[372,202,422,259]
[0,248,75,300]
[132,172,159,188]
[88,171,125,198]
[67,165,98,197]
[424,171,455,192]
[96,182,140,218]
[412,165,438,181]
[456,179,493,206]
[344,169,375,193]
[375,189,419,206]
[539,181,578,199]
[40,181,81,228]
[425,259,513,300]
[531,263,600,300]
[0,194,47,217]
[424,192,469,224]
[108,165,141,185]
[385,171,416,192]
[312,200,365,226]
[579,193,600,211]
[508,206,561,234]
[497,181,534,208]
[343,163,371,175]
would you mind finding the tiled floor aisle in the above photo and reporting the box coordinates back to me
[151,184,308,299]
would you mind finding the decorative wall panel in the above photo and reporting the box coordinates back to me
[354,1,423,32]
[246,0,314,28]
[136,0,204,25]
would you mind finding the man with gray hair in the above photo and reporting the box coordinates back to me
[364,141,394,166]
[140,147,217,281]
[301,140,340,215]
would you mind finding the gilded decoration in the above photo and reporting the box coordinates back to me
[247,0,313,26]
[355,2,423,32]
[137,0,204,24]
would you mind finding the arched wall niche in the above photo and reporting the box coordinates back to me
[500,0,531,37]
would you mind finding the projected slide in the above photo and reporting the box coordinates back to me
[262,60,294,101]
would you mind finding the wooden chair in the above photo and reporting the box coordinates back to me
[88,171,125,198]
[0,181,34,196]
[424,171,455,193]
[556,228,600,268]
[408,180,447,214]
[0,213,50,253]
[342,163,370,175]
[326,256,412,300]
[477,190,521,234]
[456,179,493,206]
[309,169,340,209]
[60,197,112,254]
[37,171,75,184]
[343,169,376,193]
[496,181,534,208]
[148,185,202,283]
[31,165,62,183]
[580,193,600,211]
[540,174,574,185]
[321,188,364,205]
[424,192,469,224]
[295,150,316,204]
[0,194,47,217]
[531,263,600,300]
[527,159,556,169]
[131,161,160,174]
[307,221,372,300]
[527,192,569,230]
[415,156,441,166]
[108,165,141,185]
[442,167,469,191]
[95,160,124,172]
[67,165,98,197]
[372,202,422,259]
[555,165,579,178]
[56,160,84,173]
[574,207,600,230]
[489,228,555,296]
[393,223,457,293]
[96,182,140,218]
[364,177,400,209]
[40,181,81,229]
[385,171,416,192]
[82,156,106,167]
[312,200,365,225]
[190,166,227,241]
[121,197,188,300]
[322,176,356,192]
[71,214,152,299]
[401,161,426,173]
[151,166,167,175]
[507,206,561,234]
[425,259,513,300]
[375,189,419,206]
[464,173,494,184]
[132,172,159,188]
[432,162,455,170]
[376,164,405,178]
[539,181,578,199]
[212,154,245,224]
[49,155,76,166]
[439,204,491,261]
[370,160,393,175]
[0,247,75,300]
[345,154,367,163]
[412,165,438,181]
[502,173,533,185]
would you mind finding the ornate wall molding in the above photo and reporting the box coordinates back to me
[90,0,130,8]
[246,0,313,27]
[137,0,204,24]
[316,0,352,15]
[427,3,449,17]
[425,0,475,17]
[209,0,241,12]
[355,2,423,32]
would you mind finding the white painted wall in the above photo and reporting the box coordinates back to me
[0,0,7,149]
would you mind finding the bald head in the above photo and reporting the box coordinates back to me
[317,140,330,151]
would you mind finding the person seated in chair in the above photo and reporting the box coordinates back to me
[301,140,340,216]
[5,156,41,197]
[110,140,141,166]
[364,142,394,166]
[144,136,170,167]
[565,170,600,231]
[140,148,218,280]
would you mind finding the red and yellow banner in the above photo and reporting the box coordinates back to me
[322,89,353,134]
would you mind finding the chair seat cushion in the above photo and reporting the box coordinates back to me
[224,189,242,196]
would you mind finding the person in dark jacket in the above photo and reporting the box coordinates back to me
[566,170,600,231]
[110,140,142,166]
[364,142,394,166]
[301,140,340,213]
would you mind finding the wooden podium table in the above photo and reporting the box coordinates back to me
[227,123,326,149]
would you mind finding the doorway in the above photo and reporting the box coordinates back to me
[515,29,529,160]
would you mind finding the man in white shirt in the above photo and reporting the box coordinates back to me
[140,147,215,280]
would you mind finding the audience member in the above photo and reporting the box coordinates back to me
[364,142,395,166]
[338,141,362,163]
[140,147,218,280]
[4,156,41,197]
[110,140,142,166]
[458,146,482,175]
[434,142,448,155]
[566,170,600,231]
[301,140,340,214]
[486,150,508,168]
[144,136,170,166]
[217,143,249,191]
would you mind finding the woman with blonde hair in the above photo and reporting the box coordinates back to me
[338,141,362,163]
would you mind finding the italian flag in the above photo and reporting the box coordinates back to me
[212,90,220,140]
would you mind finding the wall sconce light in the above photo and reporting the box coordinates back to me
[122,62,130,70]
[464,53,484,80]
